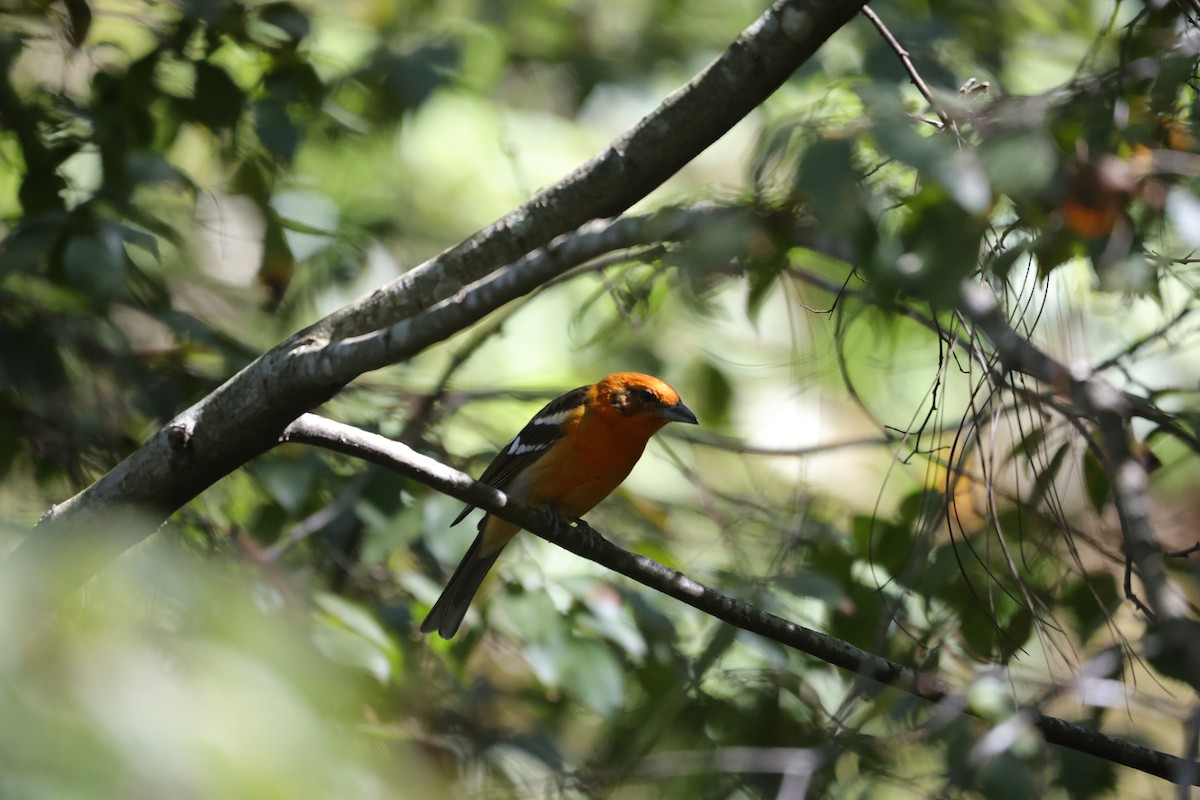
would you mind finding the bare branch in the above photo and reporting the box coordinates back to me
[8,0,868,599]
[8,206,740,600]
[314,210,736,379]
[283,412,1200,787]
[320,0,871,341]
[957,282,1186,619]
[861,5,951,129]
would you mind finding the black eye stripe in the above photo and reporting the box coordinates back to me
[632,387,657,402]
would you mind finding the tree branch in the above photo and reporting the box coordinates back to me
[957,282,1186,623]
[282,412,1200,787]
[318,0,871,341]
[860,5,950,128]
[958,280,1200,737]
[9,0,867,601]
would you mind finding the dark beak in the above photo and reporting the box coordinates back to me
[660,401,699,425]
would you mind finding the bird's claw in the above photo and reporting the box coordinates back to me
[543,503,572,535]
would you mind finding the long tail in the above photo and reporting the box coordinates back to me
[419,529,505,639]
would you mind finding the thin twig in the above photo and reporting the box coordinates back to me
[261,472,370,563]
[1094,307,1193,372]
[861,6,951,129]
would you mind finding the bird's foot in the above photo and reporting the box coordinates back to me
[541,504,604,556]
[543,503,572,535]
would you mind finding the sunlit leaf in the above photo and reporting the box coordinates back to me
[312,593,400,683]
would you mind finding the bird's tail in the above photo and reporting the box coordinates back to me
[419,528,506,639]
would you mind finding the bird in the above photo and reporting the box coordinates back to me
[420,372,698,639]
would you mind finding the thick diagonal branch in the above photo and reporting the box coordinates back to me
[319,0,870,340]
[10,0,866,602]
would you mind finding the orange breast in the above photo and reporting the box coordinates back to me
[509,417,658,518]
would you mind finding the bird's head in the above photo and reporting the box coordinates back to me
[592,372,699,428]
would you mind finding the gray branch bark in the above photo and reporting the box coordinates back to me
[8,0,867,601]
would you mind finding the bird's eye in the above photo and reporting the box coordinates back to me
[631,387,657,403]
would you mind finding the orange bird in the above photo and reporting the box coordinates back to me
[420,372,698,638]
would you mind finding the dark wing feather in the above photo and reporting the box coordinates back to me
[451,386,588,526]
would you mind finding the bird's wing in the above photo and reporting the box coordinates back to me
[451,385,589,526]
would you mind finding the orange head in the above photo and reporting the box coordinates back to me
[587,372,698,431]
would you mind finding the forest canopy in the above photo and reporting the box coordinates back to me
[2,0,1200,797]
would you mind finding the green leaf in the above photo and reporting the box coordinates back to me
[314,593,395,651]
[258,214,295,306]
[364,44,459,117]
[976,751,1042,800]
[254,2,311,49]
[897,489,945,528]
[62,0,92,47]
[893,185,987,304]
[253,455,316,514]
[578,598,646,660]
[1007,425,1045,464]
[794,137,874,254]
[191,63,244,130]
[775,570,846,605]
[561,638,624,717]
[60,224,127,305]
[744,255,784,323]
[1145,620,1200,692]
[312,594,399,683]
[500,591,565,645]
[874,118,991,214]
[687,360,731,425]
[997,606,1033,661]
[254,99,299,161]
[1054,745,1117,798]
[989,244,1031,281]
[1033,231,1080,278]
[853,513,914,580]
[980,131,1057,202]
[1082,448,1109,514]
[0,414,20,479]
[959,609,999,660]
[264,63,324,106]
[1027,441,1070,510]
[1060,572,1119,642]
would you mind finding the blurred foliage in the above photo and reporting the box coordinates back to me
[2,0,1200,797]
